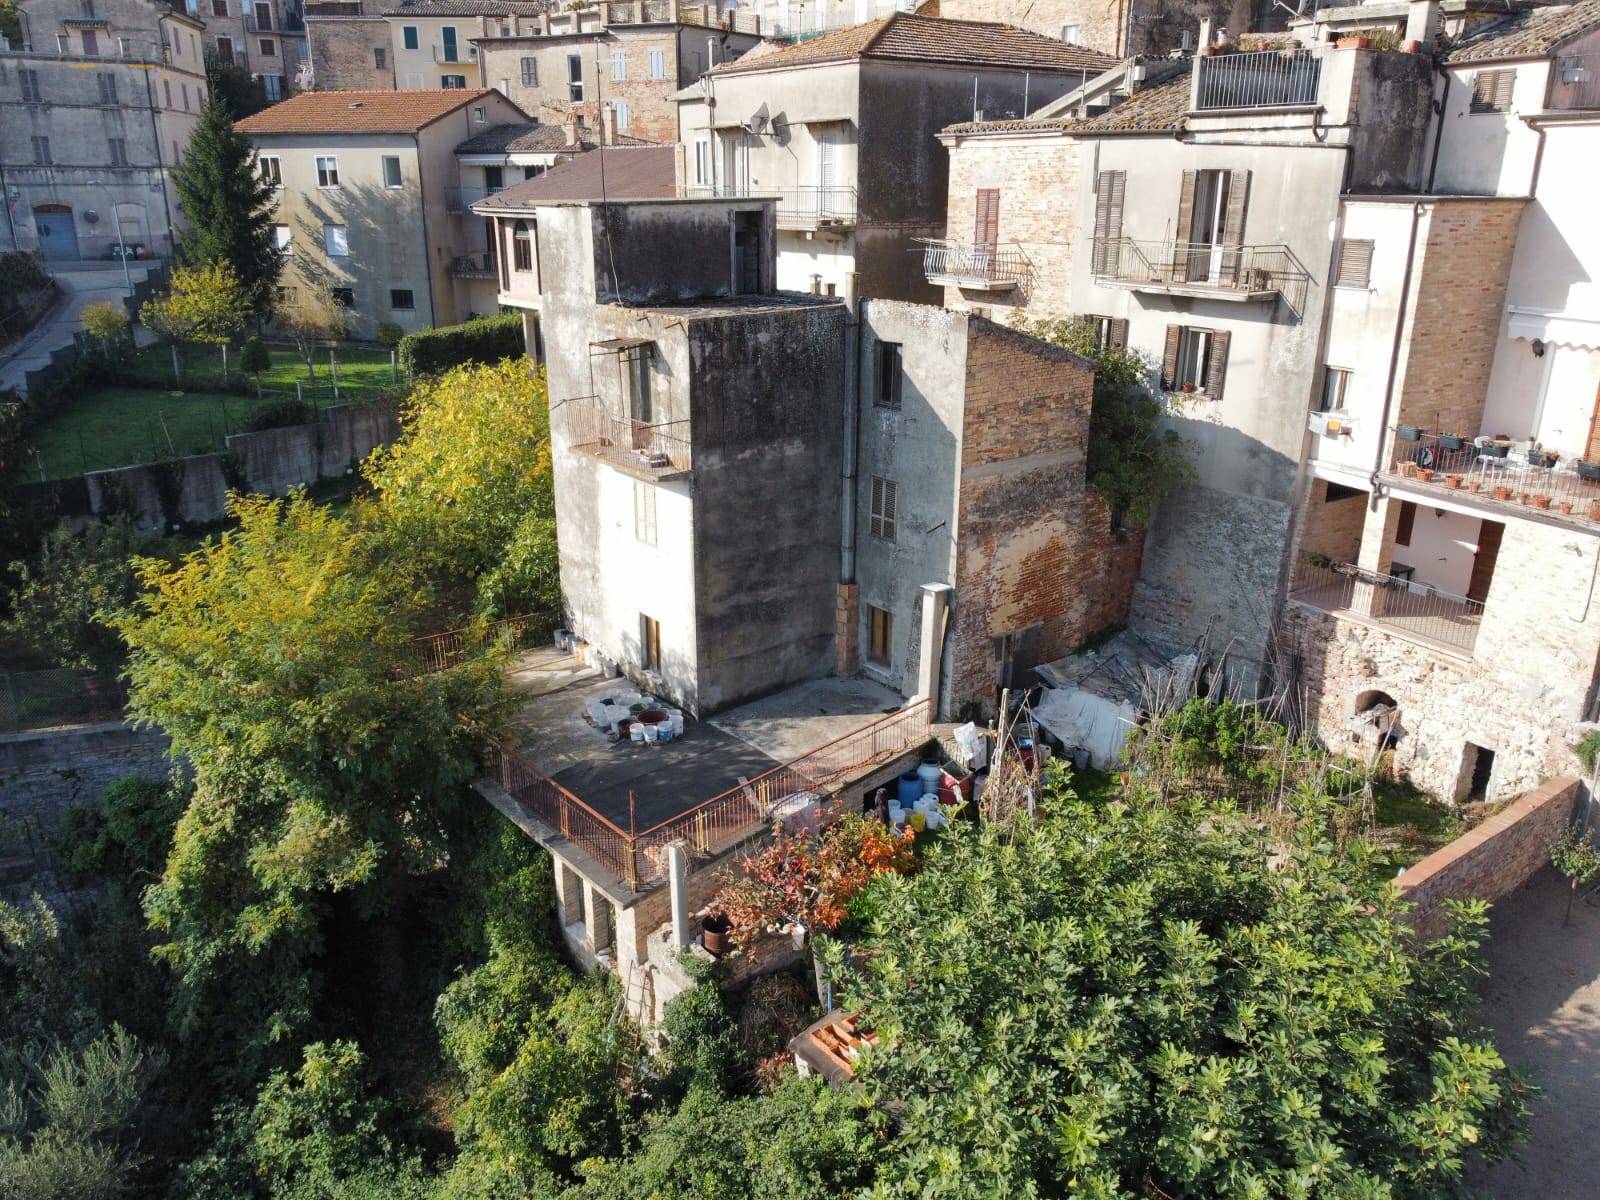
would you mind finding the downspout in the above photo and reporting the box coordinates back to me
[1369,200,1426,510]
[840,288,862,582]
[1425,68,1450,192]
[144,67,177,258]
[415,130,439,325]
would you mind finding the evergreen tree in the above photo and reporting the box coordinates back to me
[172,99,280,314]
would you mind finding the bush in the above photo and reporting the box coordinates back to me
[240,335,272,378]
[397,313,524,378]
[242,399,315,433]
[0,519,148,673]
[375,322,404,349]
[660,954,741,1096]
[0,250,49,295]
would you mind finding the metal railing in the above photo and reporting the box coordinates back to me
[432,43,474,64]
[1195,48,1322,110]
[1290,558,1484,653]
[404,612,557,674]
[244,12,275,31]
[1391,432,1600,521]
[1092,237,1306,297]
[483,733,639,880]
[920,238,1028,288]
[683,183,856,226]
[1552,54,1600,113]
[566,398,691,474]
[0,669,126,733]
[450,251,496,279]
[447,186,501,212]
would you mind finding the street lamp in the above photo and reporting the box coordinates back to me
[84,179,133,298]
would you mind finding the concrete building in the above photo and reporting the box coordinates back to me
[676,12,1116,303]
[236,86,529,338]
[474,1,762,144]
[182,0,309,99]
[1,0,207,260]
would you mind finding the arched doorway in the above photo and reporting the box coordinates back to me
[33,204,80,261]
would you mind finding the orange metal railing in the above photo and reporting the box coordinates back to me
[404,612,558,674]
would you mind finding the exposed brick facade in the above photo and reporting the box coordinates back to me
[933,0,1235,57]
[307,17,394,90]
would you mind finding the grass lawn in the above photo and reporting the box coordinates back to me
[127,341,400,391]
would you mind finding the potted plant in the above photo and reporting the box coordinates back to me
[1398,460,1419,478]
[1438,434,1466,451]
[1479,440,1510,459]
[1467,478,1483,493]
[1492,485,1513,501]
[1587,498,1600,520]
[1397,424,1422,441]
[700,910,732,955]
[1308,552,1333,569]
[1578,460,1600,482]
[1558,499,1574,514]
[1533,494,1552,510]
[1337,34,1373,49]
[1444,474,1463,489]
[1417,467,1436,482]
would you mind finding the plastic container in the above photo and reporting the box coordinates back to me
[908,811,927,832]
[638,708,669,727]
[657,723,674,743]
[896,771,922,808]
[888,804,906,827]
[629,723,646,744]
[669,712,684,736]
[937,770,964,807]
[641,723,659,743]
[554,629,571,651]
[916,760,942,796]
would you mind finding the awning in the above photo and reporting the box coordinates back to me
[1507,305,1600,350]
[590,336,652,352]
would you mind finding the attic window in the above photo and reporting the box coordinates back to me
[1470,68,1515,113]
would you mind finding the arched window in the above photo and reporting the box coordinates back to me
[512,220,533,273]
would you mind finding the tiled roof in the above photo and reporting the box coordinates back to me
[711,13,1118,76]
[454,121,656,153]
[1446,0,1600,62]
[942,114,1082,135]
[236,89,505,134]
[472,145,677,207]
[1074,73,1189,134]
[380,0,550,15]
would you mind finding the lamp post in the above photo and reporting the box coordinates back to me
[84,179,133,298]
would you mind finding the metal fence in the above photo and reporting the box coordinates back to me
[404,612,559,674]
[1290,558,1484,653]
[0,669,126,734]
[1392,432,1600,521]
[565,399,691,474]
[1092,237,1304,295]
[1195,48,1322,110]
[682,184,857,226]
[919,239,1029,288]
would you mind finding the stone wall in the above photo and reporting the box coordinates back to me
[1398,776,1581,940]
[306,17,394,90]
[0,722,171,831]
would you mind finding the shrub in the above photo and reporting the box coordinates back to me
[660,953,741,1096]
[375,321,404,349]
[0,519,146,673]
[397,313,523,378]
[80,300,130,351]
[239,335,272,378]
[0,250,50,294]
[242,399,314,432]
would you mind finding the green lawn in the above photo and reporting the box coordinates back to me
[126,341,400,391]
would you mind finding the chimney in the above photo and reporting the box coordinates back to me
[602,103,618,146]
[1198,17,1213,48]
[563,110,580,146]
[1405,0,1441,47]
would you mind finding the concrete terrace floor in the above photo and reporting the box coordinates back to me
[502,647,903,833]
[1467,867,1600,1198]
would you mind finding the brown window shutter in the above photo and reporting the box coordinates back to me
[1223,170,1250,245]
[1395,500,1417,547]
[1091,170,1124,274]
[1171,170,1198,280]
[1472,68,1515,112]
[1335,238,1374,288]
[1205,329,1230,399]
[1161,325,1182,391]
[974,188,1000,252]
[1108,318,1129,349]
[1467,520,1502,603]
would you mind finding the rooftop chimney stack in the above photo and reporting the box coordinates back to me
[564,110,581,147]
[1405,0,1441,48]
[603,104,619,146]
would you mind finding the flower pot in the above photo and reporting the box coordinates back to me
[1479,441,1510,459]
[1590,500,1600,521]
[1558,500,1574,514]
[1398,461,1418,478]
[1532,495,1552,510]
[1439,435,1466,451]
[1444,474,1463,489]
[1337,35,1373,49]
[1403,38,1423,52]
[1397,425,1422,441]
[1467,479,1483,493]
[1577,460,1600,482]
[1517,492,1532,505]
[701,913,731,956]
[1417,468,1435,482]
[1492,486,1512,501]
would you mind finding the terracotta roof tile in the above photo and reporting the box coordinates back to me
[1446,0,1600,62]
[236,89,513,134]
[1074,73,1189,134]
[711,12,1118,76]
[472,145,677,207]
[942,115,1083,135]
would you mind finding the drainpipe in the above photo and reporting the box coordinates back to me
[839,284,862,582]
[1424,68,1450,192]
[1370,200,1427,509]
[143,68,177,258]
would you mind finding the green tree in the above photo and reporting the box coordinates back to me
[276,284,347,379]
[172,99,280,311]
[79,300,130,366]
[0,0,20,47]
[1,520,152,673]
[1551,822,1600,925]
[825,768,1532,1199]
[1026,317,1196,526]
[141,262,253,382]
[204,51,270,121]
[240,335,273,386]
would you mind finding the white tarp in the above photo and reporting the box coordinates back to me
[1031,685,1137,770]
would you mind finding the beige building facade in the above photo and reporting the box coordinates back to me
[182,0,309,98]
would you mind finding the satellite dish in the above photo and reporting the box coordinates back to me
[746,102,770,135]
[83,209,100,224]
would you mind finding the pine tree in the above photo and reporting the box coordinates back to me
[172,99,280,314]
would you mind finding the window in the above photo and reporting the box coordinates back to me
[973,187,1000,253]
[875,341,903,409]
[1334,238,1374,289]
[484,164,503,191]
[649,48,665,79]
[260,37,276,56]
[1471,68,1515,113]
[331,287,355,308]
[613,100,630,131]
[96,72,117,104]
[623,344,652,422]
[693,137,709,186]
[634,480,657,545]
[1319,366,1352,412]
[567,52,583,101]
[472,104,487,122]
[172,139,180,164]
[867,605,892,668]
[523,164,544,180]
[276,284,298,304]
[381,155,402,187]
[215,35,234,64]
[1090,169,1126,274]
[1395,499,1417,547]
[440,75,467,89]
[262,74,283,101]
[512,220,532,271]
[56,33,69,53]
[520,55,536,85]
[869,476,898,541]
[1160,325,1230,398]
[640,615,662,671]
[1084,315,1127,351]
[323,222,348,256]
[20,69,40,102]
[108,137,128,166]
[441,26,458,61]
[315,156,339,187]
[181,82,190,109]
[374,46,386,69]
[1060,22,1081,44]
[258,154,282,186]
[119,36,131,55]
[389,288,414,310]
[82,28,98,55]
[611,48,626,80]
[211,0,227,13]
[274,223,291,254]
[164,78,172,106]
[31,136,51,165]
[402,25,418,49]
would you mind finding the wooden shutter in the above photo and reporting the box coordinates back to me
[1471,68,1515,112]
[1467,521,1502,603]
[974,188,1000,253]
[1204,329,1230,399]
[1171,169,1198,280]
[520,56,535,86]
[1220,169,1250,282]
[1091,169,1124,275]
[1335,239,1374,288]
[1108,317,1129,350]
[1395,500,1417,547]
[1161,325,1182,392]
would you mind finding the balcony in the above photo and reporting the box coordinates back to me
[451,251,496,279]
[683,184,856,231]
[244,12,274,31]
[1091,237,1309,307]
[432,44,475,64]
[448,186,501,212]
[1387,431,1600,526]
[1290,558,1483,655]
[565,396,691,480]
[1194,48,1322,111]
[919,238,1028,291]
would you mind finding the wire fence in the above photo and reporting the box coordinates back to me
[0,669,127,734]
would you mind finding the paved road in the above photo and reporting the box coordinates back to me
[0,262,155,396]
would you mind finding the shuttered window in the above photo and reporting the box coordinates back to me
[870,476,898,542]
[640,615,662,671]
[973,188,1000,252]
[1334,238,1374,288]
[1395,500,1417,547]
[1085,315,1128,351]
[868,605,893,668]
[520,56,536,85]
[1161,325,1230,399]
[634,480,657,545]
[1091,169,1125,274]
[1471,68,1515,112]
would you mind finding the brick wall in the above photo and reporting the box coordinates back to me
[1398,776,1580,940]
[933,0,1233,56]
[307,18,393,90]
[943,131,1080,328]
[1293,478,1368,576]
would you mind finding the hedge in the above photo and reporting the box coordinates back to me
[397,312,525,377]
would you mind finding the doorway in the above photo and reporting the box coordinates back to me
[1460,742,1496,803]
[33,204,79,260]
[1186,169,1231,283]
[732,211,761,294]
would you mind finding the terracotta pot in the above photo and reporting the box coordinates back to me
[1558,500,1574,514]
[1532,495,1552,510]
[1337,35,1373,49]
[1590,500,1600,520]
[1404,38,1423,52]
[1417,468,1435,482]
[1444,475,1463,489]
[1467,479,1483,493]
[1492,486,1512,501]
[1517,492,1531,505]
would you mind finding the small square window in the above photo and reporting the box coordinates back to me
[472,104,487,122]
[274,224,291,254]
[260,37,276,56]
[1319,366,1351,412]
[402,25,418,49]
[258,155,282,186]
[875,341,902,409]
[374,46,386,69]
[1470,68,1515,113]
[331,287,355,308]
[389,288,414,310]
[381,155,402,188]
[869,476,897,542]
[1334,239,1373,289]
[1060,22,1081,44]
[275,285,297,304]
[867,605,893,668]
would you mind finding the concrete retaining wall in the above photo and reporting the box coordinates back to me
[0,721,172,829]
[1398,776,1582,939]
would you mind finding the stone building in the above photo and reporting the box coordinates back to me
[676,12,1116,303]
[1,0,208,259]
[932,0,1243,57]
[304,0,394,89]
[181,0,309,99]
[380,0,547,89]
[236,86,529,337]
[474,1,762,144]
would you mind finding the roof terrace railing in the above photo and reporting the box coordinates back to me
[919,238,1029,289]
[1195,48,1321,110]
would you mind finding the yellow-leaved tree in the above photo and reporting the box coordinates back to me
[140,261,252,382]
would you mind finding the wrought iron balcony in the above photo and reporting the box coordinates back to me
[1091,237,1307,305]
[1194,48,1321,111]
[451,251,496,279]
[1290,557,1483,655]
[565,397,691,480]
[919,238,1028,291]
[1387,431,1600,523]
[432,43,475,64]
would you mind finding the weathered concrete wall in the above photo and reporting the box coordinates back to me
[597,200,775,305]
[86,453,228,533]
[1398,777,1581,940]
[307,16,394,90]
[0,722,171,831]
[1345,50,1433,192]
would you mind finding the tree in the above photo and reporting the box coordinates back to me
[79,300,130,365]
[240,335,272,386]
[0,0,20,47]
[140,262,253,382]
[1550,822,1600,926]
[276,284,347,380]
[822,770,1532,1199]
[1026,317,1197,526]
[204,51,270,121]
[172,98,280,311]
[1,520,155,673]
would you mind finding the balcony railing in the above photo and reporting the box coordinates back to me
[684,184,856,229]
[1092,237,1308,305]
[566,397,691,477]
[244,12,274,31]
[448,186,501,212]
[451,251,496,279]
[1290,558,1484,654]
[432,43,474,63]
[919,238,1028,290]
[1195,48,1322,110]
[1390,431,1600,522]
[1552,53,1600,112]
